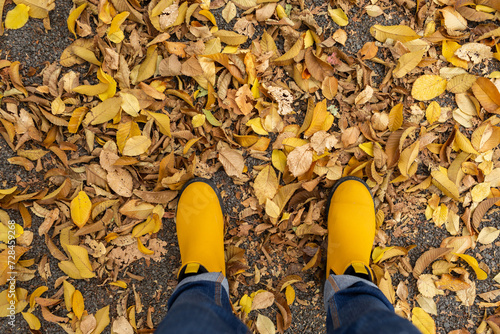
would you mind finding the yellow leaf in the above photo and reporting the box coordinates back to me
[122,135,151,156]
[254,165,279,205]
[68,106,88,134]
[192,114,206,128]
[426,101,441,125]
[21,312,40,330]
[265,198,281,219]
[432,204,448,227]
[359,142,374,157]
[71,46,102,66]
[412,307,436,334]
[66,245,95,278]
[70,191,91,228]
[370,25,419,43]
[5,4,30,30]
[134,45,158,83]
[109,280,128,289]
[328,7,348,26]
[137,237,155,255]
[67,3,87,38]
[273,36,304,66]
[29,286,48,310]
[304,99,329,137]
[398,140,419,177]
[108,11,130,43]
[246,118,268,135]
[212,30,248,45]
[199,9,216,26]
[471,182,491,203]
[455,130,478,154]
[442,40,468,69]
[59,261,84,279]
[453,253,487,280]
[388,103,403,131]
[73,82,109,96]
[285,285,295,305]
[412,75,447,101]
[183,137,202,154]
[146,111,171,137]
[393,50,425,78]
[95,68,116,101]
[202,109,222,127]
[84,96,122,125]
[63,280,75,311]
[239,294,253,314]
[431,170,460,200]
[272,150,287,173]
[72,290,84,319]
[94,305,110,334]
[117,121,141,153]
[131,216,156,238]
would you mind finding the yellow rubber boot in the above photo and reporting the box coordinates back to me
[325,176,376,280]
[176,178,225,278]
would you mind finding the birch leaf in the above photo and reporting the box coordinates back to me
[328,7,348,26]
[122,136,151,156]
[5,4,30,30]
[70,191,92,228]
[254,165,279,205]
[21,312,41,330]
[412,307,436,334]
[453,253,487,280]
[412,75,447,101]
[65,245,95,278]
[388,103,403,131]
[426,101,441,125]
[67,3,87,38]
[393,50,425,78]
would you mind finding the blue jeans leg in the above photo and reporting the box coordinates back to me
[324,274,421,334]
[155,272,250,334]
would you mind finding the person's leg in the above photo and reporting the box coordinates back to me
[155,272,249,334]
[324,274,420,334]
[155,178,249,334]
[324,177,419,334]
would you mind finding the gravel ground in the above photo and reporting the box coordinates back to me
[0,0,499,333]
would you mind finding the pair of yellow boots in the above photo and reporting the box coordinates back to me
[176,177,375,281]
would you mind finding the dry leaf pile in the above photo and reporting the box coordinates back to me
[1,0,500,333]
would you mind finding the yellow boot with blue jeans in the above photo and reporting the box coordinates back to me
[323,176,420,333]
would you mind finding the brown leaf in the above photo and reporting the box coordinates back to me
[413,247,452,278]
[287,144,313,177]
[435,274,470,291]
[304,48,334,82]
[471,77,500,114]
[181,56,204,77]
[358,41,378,60]
[38,208,59,236]
[472,197,500,229]
[251,291,275,310]
[218,146,245,178]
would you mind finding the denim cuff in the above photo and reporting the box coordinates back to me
[174,272,229,297]
[324,274,378,313]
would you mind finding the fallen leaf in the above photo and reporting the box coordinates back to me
[5,4,30,30]
[412,75,447,101]
[412,307,436,334]
[70,191,92,228]
[256,314,275,334]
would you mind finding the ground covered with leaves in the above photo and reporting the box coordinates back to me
[1,0,500,333]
